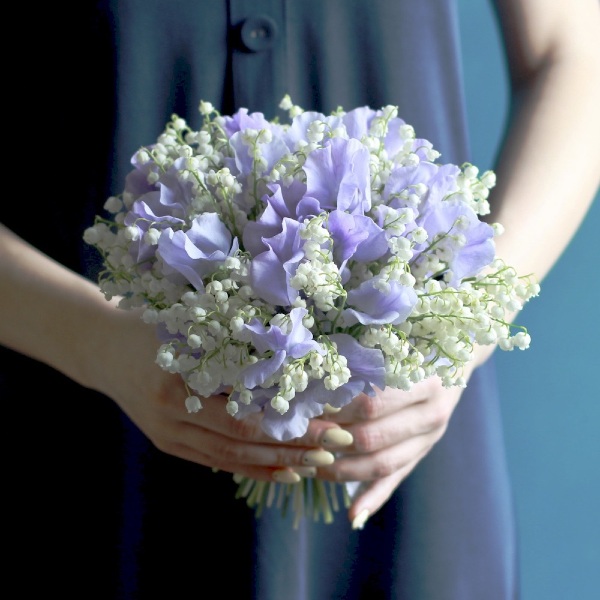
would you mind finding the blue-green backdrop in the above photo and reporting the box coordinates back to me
[457,2,600,599]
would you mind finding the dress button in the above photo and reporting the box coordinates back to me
[239,15,278,52]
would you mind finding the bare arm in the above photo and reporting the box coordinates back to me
[0,223,122,388]
[334,0,600,526]
[0,223,345,478]
[488,0,600,282]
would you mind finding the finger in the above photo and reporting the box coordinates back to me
[347,456,423,529]
[178,393,277,442]
[316,432,433,483]
[322,381,441,425]
[163,419,336,470]
[162,439,306,483]
[181,393,356,453]
[343,395,455,456]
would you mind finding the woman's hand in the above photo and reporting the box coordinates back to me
[313,373,472,528]
[88,306,359,483]
[0,224,351,484]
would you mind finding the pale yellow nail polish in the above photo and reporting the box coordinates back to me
[321,428,353,448]
[352,508,370,530]
[323,403,342,414]
[293,466,317,478]
[302,449,335,466]
[272,469,301,484]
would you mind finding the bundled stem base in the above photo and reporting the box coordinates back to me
[233,475,352,529]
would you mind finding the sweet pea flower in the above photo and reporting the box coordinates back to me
[249,217,305,306]
[303,137,372,214]
[220,107,284,138]
[157,212,239,290]
[240,307,323,389]
[327,209,388,270]
[413,200,495,284]
[234,332,385,441]
[282,111,343,149]
[343,278,418,326]
[242,181,320,257]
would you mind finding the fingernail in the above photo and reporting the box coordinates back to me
[302,449,335,466]
[321,428,353,448]
[272,469,301,484]
[293,466,317,478]
[352,508,370,530]
[323,403,342,414]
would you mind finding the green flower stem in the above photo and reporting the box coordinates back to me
[233,475,351,529]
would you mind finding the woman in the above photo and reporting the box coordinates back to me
[2,1,599,598]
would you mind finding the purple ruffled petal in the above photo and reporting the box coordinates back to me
[343,279,417,326]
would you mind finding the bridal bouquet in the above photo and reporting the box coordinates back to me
[84,95,539,527]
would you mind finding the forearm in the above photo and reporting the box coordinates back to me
[489,61,600,282]
[0,223,120,389]
[488,0,600,282]
[471,1,600,368]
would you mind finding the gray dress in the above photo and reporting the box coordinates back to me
[3,1,517,598]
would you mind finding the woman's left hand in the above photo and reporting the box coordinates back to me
[314,374,468,529]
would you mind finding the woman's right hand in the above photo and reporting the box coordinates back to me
[0,223,349,483]
[85,305,351,482]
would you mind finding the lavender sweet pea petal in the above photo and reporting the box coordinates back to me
[342,106,377,139]
[260,389,325,441]
[244,318,291,355]
[327,210,370,266]
[156,229,206,290]
[303,137,372,214]
[411,137,437,162]
[450,232,495,284]
[232,388,271,420]
[350,215,389,262]
[285,307,323,358]
[382,162,438,209]
[249,249,298,306]
[124,165,155,197]
[128,157,195,218]
[123,191,186,264]
[416,200,463,246]
[329,333,387,391]
[229,130,290,178]
[283,111,343,150]
[343,279,417,326]
[240,350,286,388]
[244,308,321,357]
[242,182,309,256]
[187,212,235,255]
[413,201,467,264]
[157,213,237,290]
[416,201,495,283]
[220,108,277,138]
[249,218,304,306]
[446,210,496,284]
[382,116,409,158]
[292,379,366,416]
[260,378,361,440]
[125,192,185,227]
[423,163,461,206]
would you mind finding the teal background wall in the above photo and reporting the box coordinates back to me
[457,2,600,599]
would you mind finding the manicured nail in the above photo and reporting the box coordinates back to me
[302,449,335,466]
[293,466,317,478]
[323,403,342,414]
[352,508,370,530]
[321,428,353,448]
[272,469,301,484]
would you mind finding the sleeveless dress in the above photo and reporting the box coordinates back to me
[3,1,517,598]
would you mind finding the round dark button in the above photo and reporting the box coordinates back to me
[240,15,278,52]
